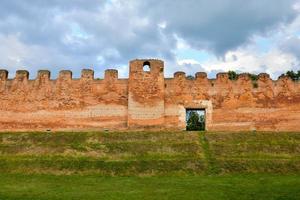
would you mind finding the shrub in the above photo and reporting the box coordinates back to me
[248,73,258,81]
[227,71,259,88]
[228,71,238,80]
[280,70,300,81]
[186,75,195,80]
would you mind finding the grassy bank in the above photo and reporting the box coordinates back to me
[0,131,204,175]
[0,131,299,175]
[206,132,300,174]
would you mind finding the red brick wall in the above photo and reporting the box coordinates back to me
[0,59,299,131]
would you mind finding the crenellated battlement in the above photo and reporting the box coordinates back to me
[195,72,207,79]
[81,69,94,80]
[0,67,299,95]
[0,70,8,81]
[0,68,298,84]
[174,71,186,79]
[15,70,29,82]
[37,70,51,80]
[105,69,118,80]
[0,59,299,132]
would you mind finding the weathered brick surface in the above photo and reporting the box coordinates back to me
[0,59,299,131]
[128,60,165,129]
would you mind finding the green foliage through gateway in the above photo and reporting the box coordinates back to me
[186,111,205,131]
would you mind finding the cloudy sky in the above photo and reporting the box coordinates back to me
[0,0,300,79]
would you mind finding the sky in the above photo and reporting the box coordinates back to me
[0,0,300,79]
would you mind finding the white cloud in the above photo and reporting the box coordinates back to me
[199,47,298,78]
[177,59,201,66]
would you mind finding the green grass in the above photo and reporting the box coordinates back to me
[205,132,300,174]
[0,131,205,175]
[0,131,300,199]
[0,131,299,175]
[0,173,299,200]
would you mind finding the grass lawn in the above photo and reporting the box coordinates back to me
[0,173,300,200]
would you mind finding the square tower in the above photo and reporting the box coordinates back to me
[128,59,165,129]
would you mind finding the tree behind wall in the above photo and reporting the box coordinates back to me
[281,70,300,81]
[186,111,205,131]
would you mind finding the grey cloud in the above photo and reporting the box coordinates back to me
[281,36,300,59]
[0,0,298,78]
[138,0,298,55]
[279,36,300,72]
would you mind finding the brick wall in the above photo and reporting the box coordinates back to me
[0,59,299,131]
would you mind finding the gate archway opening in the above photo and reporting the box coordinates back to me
[186,109,206,131]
